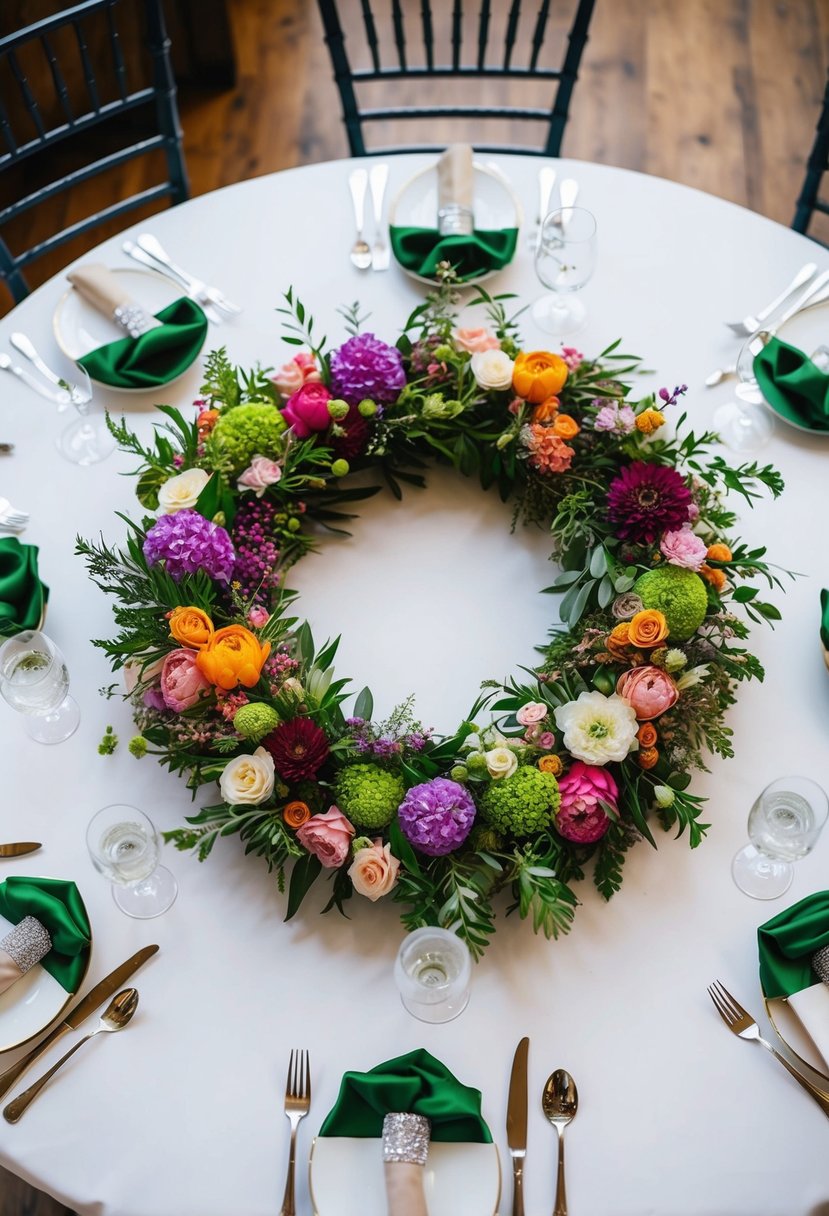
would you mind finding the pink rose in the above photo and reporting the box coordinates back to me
[160,648,212,712]
[538,731,556,751]
[272,352,322,399]
[281,382,333,439]
[659,526,707,571]
[453,326,500,354]
[517,701,548,726]
[247,606,270,628]
[237,455,282,496]
[555,761,617,843]
[616,665,679,720]
[348,841,400,900]
[296,805,355,868]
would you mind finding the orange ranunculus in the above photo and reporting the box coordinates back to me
[531,396,560,423]
[706,543,732,563]
[634,408,665,434]
[283,800,311,829]
[197,408,220,437]
[552,413,580,440]
[606,621,632,658]
[628,609,669,649]
[196,625,271,690]
[168,606,214,649]
[538,754,563,775]
[512,351,568,404]
[637,746,659,770]
[637,722,658,748]
[700,563,727,593]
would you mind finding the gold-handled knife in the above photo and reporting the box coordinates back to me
[0,843,42,858]
[506,1036,529,1216]
[0,944,159,1099]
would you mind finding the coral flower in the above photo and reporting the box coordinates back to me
[700,564,727,592]
[512,351,568,403]
[637,722,658,748]
[637,747,659,769]
[196,625,271,690]
[523,425,574,474]
[283,800,312,829]
[616,665,679,720]
[531,396,560,423]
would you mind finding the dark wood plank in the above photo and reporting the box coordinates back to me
[0,1165,75,1216]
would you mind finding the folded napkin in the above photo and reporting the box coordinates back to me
[0,537,48,637]
[759,891,829,1069]
[0,916,51,996]
[753,336,829,432]
[69,263,208,390]
[0,876,90,992]
[390,145,518,282]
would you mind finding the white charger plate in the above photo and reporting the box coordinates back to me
[53,266,203,395]
[389,160,522,285]
[309,1136,500,1216]
[0,893,92,1054]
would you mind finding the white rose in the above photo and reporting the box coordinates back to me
[219,747,275,805]
[158,467,210,514]
[485,746,518,780]
[470,349,515,391]
[553,691,638,765]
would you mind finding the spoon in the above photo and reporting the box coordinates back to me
[348,169,372,270]
[3,988,139,1123]
[542,1068,579,1216]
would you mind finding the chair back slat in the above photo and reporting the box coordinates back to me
[391,0,408,72]
[71,17,101,113]
[792,69,829,242]
[452,0,463,71]
[8,50,46,142]
[0,96,18,157]
[476,0,491,71]
[502,0,522,71]
[360,0,381,73]
[40,34,76,126]
[529,0,552,73]
[106,4,129,101]
[421,0,434,72]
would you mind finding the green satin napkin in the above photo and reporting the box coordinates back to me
[390,226,518,281]
[77,296,208,390]
[821,589,829,650]
[0,537,48,636]
[318,1048,492,1142]
[753,337,829,432]
[0,876,91,992]
[758,890,829,999]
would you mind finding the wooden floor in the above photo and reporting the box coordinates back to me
[1,0,828,1211]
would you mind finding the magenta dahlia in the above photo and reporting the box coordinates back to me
[143,509,235,582]
[606,462,692,544]
[263,718,329,780]
[398,777,477,857]
[555,762,617,844]
[329,333,406,405]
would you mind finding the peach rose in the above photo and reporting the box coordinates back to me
[272,352,322,400]
[160,648,212,712]
[196,625,271,690]
[616,665,679,720]
[512,351,568,404]
[296,806,355,868]
[453,326,500,354]
[348,841,400,900]
[169,606,214,649]
[627,609,669,649]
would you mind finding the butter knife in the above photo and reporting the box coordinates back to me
[506,1036,529,1216]
[0,842,41,857]
[0,944,158,1097]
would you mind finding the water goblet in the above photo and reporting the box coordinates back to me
[87,804,178,918]
[532,206,597,336]
[0,629,80,743]
[732,776,829,899]
[394,926,471,1023]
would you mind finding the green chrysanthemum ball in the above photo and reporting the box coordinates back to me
[211,404,287,472]
[634,565,708,643]
[335,763,405,830]
[479,766,560,837]
[233,703,280,741]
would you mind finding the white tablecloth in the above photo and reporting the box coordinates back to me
[0,155,828,1216]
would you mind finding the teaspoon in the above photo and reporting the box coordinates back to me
[542,1068,579,1216]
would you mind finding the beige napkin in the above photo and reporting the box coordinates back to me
[67,264,162,337]
[0,916,51,996]
[437,144,474,236]
[787,983,829,1071]
[383,1113,430,1216]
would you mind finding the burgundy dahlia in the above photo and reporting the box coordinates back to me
[263,718,329,780]
[606,462,692,544]
[143,509,235,582]
[398,777,477,857]
[329,403,371,461]
[329,333,406,405]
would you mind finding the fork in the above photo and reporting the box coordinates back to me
[279,1049,311,1216]
[135,234,242,317]
[725,262,818,336]
[708,980,829,1117]
[0,497,29,532]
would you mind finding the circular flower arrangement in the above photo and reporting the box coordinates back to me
[80,274,788,958]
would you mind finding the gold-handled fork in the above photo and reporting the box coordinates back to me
[708,980,829,1117]
[279,1049,311,1216]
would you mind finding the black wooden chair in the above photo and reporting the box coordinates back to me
[792,69,829,246]
[0,0,189,304]
[316,0,597,158]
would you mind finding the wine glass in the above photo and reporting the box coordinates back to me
[87,804,178,918]
[732,775,829,899]
[532,206,597,336]
[393,926,471,1023]
[55,365,116,467]
[0,629,80,743]
[712,329,775,452]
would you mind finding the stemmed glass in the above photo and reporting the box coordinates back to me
[532,206,597,336]
[87,804,178,919]
[394,926,471,1023]
[54,364,116,466]
[0,629,80,743]
[732,776,829,899]
[712,329,775,452]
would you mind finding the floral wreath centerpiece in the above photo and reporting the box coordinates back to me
[79,272,788,957]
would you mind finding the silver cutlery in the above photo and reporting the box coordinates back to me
[557,178,579,229]
[369,163,390,271]
[0,842,41,857]
[542,1069,579,1216]
[134,233,241,318]
[528,166,556,251]
[279,1048,310,1216]
[0,497,29,533]
[506,1037,529,1216]
[122,240,222,325]
[726,262,818,336]
[0,353,70,406]
[348,170,371,270]
[9,334,91,410]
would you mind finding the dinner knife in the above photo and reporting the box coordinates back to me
[506,1036,529,1216]
[0,943,158,1099]
[0,842,41,858]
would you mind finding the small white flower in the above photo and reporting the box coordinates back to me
[677,665,709,691]
[553,691,638,765]
[470,348,515,391]
[219,747,275,805]
[158,467,210,514]
[485,746,518,780]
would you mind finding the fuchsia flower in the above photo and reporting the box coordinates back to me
[555,762,618,843]
[616,665,679,720]
[281,383,333,438]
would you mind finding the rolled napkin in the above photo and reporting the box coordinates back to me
[67,263,208,390]
[383,1112,430,1216]
[0,537,48,637]
[753,336,829,432]
[0,916,51,996]
[821,589,829,672]
[0,876,91,993]
[758,890,829,1069]
[437,144,474,236]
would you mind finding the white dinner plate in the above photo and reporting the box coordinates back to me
[0,893,92,1054]
[737,300,829,435]
[389,160,522,285]
[53,266,203,394]
[309,1136,501,1216]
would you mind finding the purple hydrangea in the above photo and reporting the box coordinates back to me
[398,777,477,857]
[329,332,406,405]
[143,509,235,582]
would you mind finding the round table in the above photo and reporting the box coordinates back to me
[0,154,828,1216]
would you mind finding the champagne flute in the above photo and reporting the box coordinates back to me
[732,776,828,899]
[532,206,597,336]
[0,629,80,743]
[87,804,178,918]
